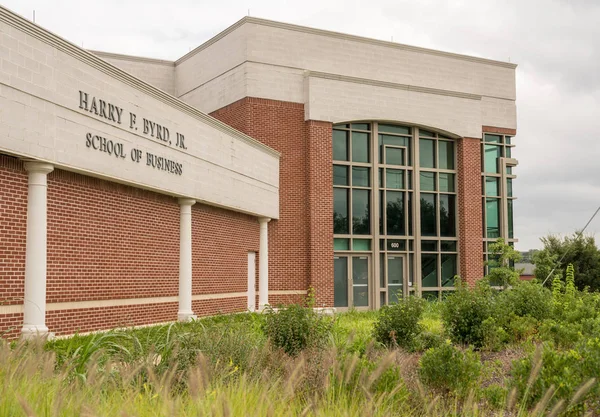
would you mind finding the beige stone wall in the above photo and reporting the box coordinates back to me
[92,51,176,96]
[175,18,517,136]
[0,10,280,219]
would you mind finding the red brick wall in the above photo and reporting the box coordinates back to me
[211,98,312,301]
[0,155,27,307]
[192,204,259,294]
[0,153,258,337]
[306,120,334,307]
[457,137,484,285]
[46,170,180,303]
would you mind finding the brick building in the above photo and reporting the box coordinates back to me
[0,6,517,338]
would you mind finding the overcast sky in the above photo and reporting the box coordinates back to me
[3,0,599,250]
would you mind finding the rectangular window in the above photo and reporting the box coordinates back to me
[334,188,349,234]
[439,194,456,237]
[353,239,371,251]
[385,147,405,166]
[507,178,513,197]
[334,257,348,307]
[380,134,410,164]
[441,254,457,287]
[420,172,436,191]
[352,167,370,187]
[438,141,454,169]
[379,124,411,135]
[334,238,349,250]
[484,134,501,143]
[421,253,438,287]
[486,198,500,238]
[386,169,404,189]
[420,193,437,236]
[386,191,405,236]
[419,139,435,168]
[333,130,348,161]
[508,199,514,239]
[484,144,500,173]
[485,177,499,197]
[352,132,370,163]
[439,173,455,192]
[333,165,348,186]
[352,189,370,234]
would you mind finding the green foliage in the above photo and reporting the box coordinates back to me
[482,384,507,410]
[418,342,481,395]
[262,303,333,356]
[480,317,508,351]
[486,238,522,288]
[511,342,599,411]
[441,279,494,347]
[372,296,425,350]
[533,232,600,291]
[497,280,553,322]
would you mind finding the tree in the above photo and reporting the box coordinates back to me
[486,238,522,288]
[532,232,600,291]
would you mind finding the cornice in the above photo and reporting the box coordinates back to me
[307,71,483,101]
[176,16,517,70]
[0,6,280,159]
[90,50,175,67]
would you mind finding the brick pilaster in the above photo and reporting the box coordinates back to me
[457,137,484,285]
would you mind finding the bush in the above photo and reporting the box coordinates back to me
[498,280,552,322]
[481,317,508,351]
[418,342,481,395]
[262,303,332,356]
[372,296,425,350]
[441,280,494,347]
[510,342,598,411]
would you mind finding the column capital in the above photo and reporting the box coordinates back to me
[178,198,196,207]
[258,217,271,225]
[23,161,54,175]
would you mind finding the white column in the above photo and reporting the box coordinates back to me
[21,161,54,339]
[258,218,271,310]
[178,198,196,321]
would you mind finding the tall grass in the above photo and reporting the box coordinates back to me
[1,310,598,416]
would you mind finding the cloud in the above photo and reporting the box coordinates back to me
[3,0,599,250]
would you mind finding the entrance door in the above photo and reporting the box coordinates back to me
[387,255,404,304]
[334,255,371,309]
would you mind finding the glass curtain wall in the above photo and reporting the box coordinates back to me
[333,122,458,307]
[481,133,517,277]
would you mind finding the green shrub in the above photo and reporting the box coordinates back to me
[481,317,508,351]
[262,304,333,356]
[510,342,597,411]
[441,280,494,347]
[372,296,425,350]
[498,280,552,322]
[414,329,444,351]
[504,314,539,344]
[418,341,481,395]
[482,384,507,410]
[538,319,582,349]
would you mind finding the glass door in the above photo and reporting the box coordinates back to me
[387,255,404,304]
[334,255,371,309]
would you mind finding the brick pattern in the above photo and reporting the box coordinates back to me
[192,204,259,294]
[211,98,311,295]
[457,137,484,285]
[0,155,27,307]
[0,154,258,337]
[306,120,334,307]
[46,170,180,303]
[482,126,517,136]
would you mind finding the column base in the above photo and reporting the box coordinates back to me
[177,312,197,322]
[20,324,50,340]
